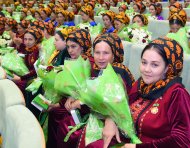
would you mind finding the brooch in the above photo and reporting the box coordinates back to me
[151,103,159,114]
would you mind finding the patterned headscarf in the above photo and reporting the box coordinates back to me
[97,0,104,4]
[93,33,124,63]
[0,17,5,26]
[104,2,111,10]
[42,7,52,17]
[168,8,187,27]
[47,3,55,9]
[21,8,28,16]
[115,12,130,25]
[44,21,55,36]
[57,9,68,21]
[68,11,75,21]
[19,20,30,29]
[25,27,43,44]
[5,18,17,29]
[14,2,20,7]
[58,3,69,10]
[59,26,77,40]
[119,4,128,11]
[102,10,116,23]
[30,20,45,31]
[73,3,82,14]
[139,37,183,100]
[169,2,183,11]
[135,2,146,13]
[80,6,94,20]
[150,3,162,15]
[87,1,95,9]
[66,28,92,59]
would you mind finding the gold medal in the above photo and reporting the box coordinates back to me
[151,106,158,114]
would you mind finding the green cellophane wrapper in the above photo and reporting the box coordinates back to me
[0,47,14,55]
[79,64,141,144]
[1,52,29,76]
[89,23,103,36]
[25,77,43,95]
[25,15,36,22]
[167,27,190,54]
[1,10,11,18]
[117,26,131,41]
[54,56,91,97]
[12,12,21,23]
[40,36,56,65]
[77,23,103,37]
[77,22,91,30]
[37,68,63,141]
[85,113,104,146]
[15,6,23,12]
[96,8,107,16]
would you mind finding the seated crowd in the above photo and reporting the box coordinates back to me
[0,0,190,148]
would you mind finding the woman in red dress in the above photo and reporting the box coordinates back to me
[84,37,190,148]
[12,27,43,94]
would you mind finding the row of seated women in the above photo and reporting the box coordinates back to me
[1,19,190,148]
[1,0,190,46]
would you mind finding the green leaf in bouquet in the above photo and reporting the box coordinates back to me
[42,70,62,103]
[40,36,56,65]
[4,69,14,77]
[1,52,29,76]
[54,56,91,98]
[85,113,104,146]
[78,64,141,144]
[89,23,103,36]
[167,27,190,54]
[25,78,43,95]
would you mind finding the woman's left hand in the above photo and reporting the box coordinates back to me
[121,144,136,148]
[12,74,21,82]
[70,100,81,110]
[47,103,60,112]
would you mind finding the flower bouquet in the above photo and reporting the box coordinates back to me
[1,52,29,76]
[54,56,141,144]
[127,25,152,44]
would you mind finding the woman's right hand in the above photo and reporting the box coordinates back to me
[64,97,75,111]
[103,118,121,148]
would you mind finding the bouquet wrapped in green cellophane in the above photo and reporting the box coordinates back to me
[79,64,141,144]
[54,56,91,97]
[1,52,29,76]
[54,56,141,144]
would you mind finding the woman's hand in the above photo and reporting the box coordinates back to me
[70,100,81,110]
[13,37,22,47]
[121,144,136,148]
[64,97,75,111]
[12,74,21,82]
[47,103,60,112]
[103,118,121,148]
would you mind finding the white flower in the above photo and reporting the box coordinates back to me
[186,29,190,38]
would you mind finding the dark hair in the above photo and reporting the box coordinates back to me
[66,37,80,46]
[141,44,169,66]
[0,12,5,17]
[103,14,112,22]
[56,31,67,41]
[132,14,144,24]
[169,19,184,27]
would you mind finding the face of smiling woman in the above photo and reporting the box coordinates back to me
[94,41,114,69]
[140,48,168,85]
